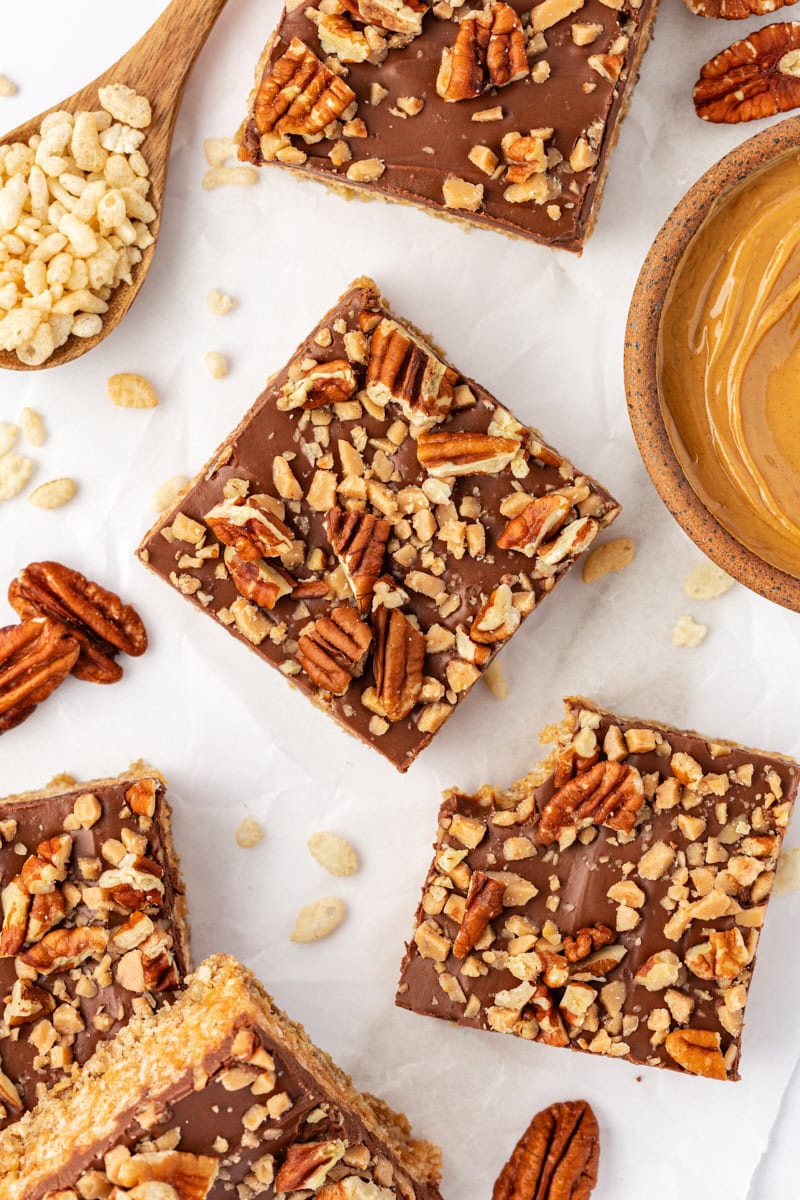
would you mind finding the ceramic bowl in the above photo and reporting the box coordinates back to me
[624,117,800,613]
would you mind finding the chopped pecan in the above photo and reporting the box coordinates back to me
[128,778,157,819]
[453,870,505,958]
[497,494,573,556]
[279,359,358,410]
[19,925,108,975]
[296,606,373,696]
[275,1141,347,1192]
[537,516,600,566]
[140,929,181,992]
[3,977,55,1027]
[685,0,797,18]
[664,1028,727,1079]
[0,877,30,957]
[685,928,749,981]
[373,606,425,721]
[471,583,521,644]
[0,618,79,733]
[529,985,570,1048]
[563,924,614,964]
[366,318,458,430]
[21,834,72,892]
[26,890,67,944]
[9,561,147,685]
[110,1149,219,1196]
[309,12,375,63]
[0,1068,22,1114]
[325,507,390,613]
[254,38,357,141]
[416,430,519,478]
[492,1099,599,1200]
[205,497,294,560]
[694,24,800,123]
[501,130,551,184]
[225,548,295,610]
[341,0,427,35]
[537,761,645,846]
[99,854,165,910]
[437,3,528,102]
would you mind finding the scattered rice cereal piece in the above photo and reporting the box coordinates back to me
[0,422,18,458]
[672,614,708,648]
[0,75,16,97]
[202,165,257,189]
[482,657,508,700]
[776,847,800,896]
[18,408,46,447]
[98,83,152,129]
[151,475,191,514]
[107,373,159,408]
[582,536,636,583]
[207,288,237,316]
[308,831,359,877]
[0,454,33,501]
[684,560,734,601]
[203,351,228,379]
[203,137,240,167]
[29,477,75,509]
[290,897,346,943]
[235,816,264,849]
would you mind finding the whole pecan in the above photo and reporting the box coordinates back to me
[537,761,644,846]
[563,924,614,965]
[497,494,574,556]
[296,606,373,696]
[9,562,146,685]
[664,1028,727,1079]
[694,24,800,123]
[372,605,425,722]
[0,618,79,733]
[437,2,528,102]
[254,38,357,140]
[685,0,797,17]
[453,870,505,958]
[416,430,520,478]
[492,1099,599,1200]
[325,507,389,613]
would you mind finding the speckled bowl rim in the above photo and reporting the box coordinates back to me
[624,116,800,613]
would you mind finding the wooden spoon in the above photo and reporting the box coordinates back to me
[0,0,231,371]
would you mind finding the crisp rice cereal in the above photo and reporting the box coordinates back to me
[684,561,735,602]
[28,477,75,509]
[290,897,346,943]
[207,288,237,316]
[18,407,46,447]
[307,831,359,877]
[482,657,509,700]
[107,373,158,408]
[151,474,190,514]
[202,166,257,189]
[0,454,33,501]
[672,614,708,648]
[0,422,17,458]
[235,816,264,849]
[203,351,228,379]
[203,138,240,167]
[775,847,800,896]
[98,84,152,130]
[582,537,636,583]
[0,75,16,98]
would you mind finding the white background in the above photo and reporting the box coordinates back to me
[3,3,800,1197]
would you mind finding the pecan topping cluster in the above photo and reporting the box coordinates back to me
[0,562,147,735]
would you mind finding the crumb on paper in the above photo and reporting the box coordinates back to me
[0,454,33,501]
[482,658,509,700]
[235,816,263,849]
[207,288,237,316]
[582,536,636,583]
[290,897,346,943]
[776,847,800,896]
[308,831,359,877]
[151,475,190,514]
[672,614,708,648]
[107,373,158,409]
[0,75,17,97]
[202,166,257,190]
[18,407,46,447]
[203,351,228,379]
[0,422,18,458]
[29,477,75,509]
[684,560,734,601]
[203,137,239,168]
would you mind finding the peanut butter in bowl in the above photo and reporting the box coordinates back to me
[658,149,800,580]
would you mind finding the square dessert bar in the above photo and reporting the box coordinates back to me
[0,767,190,1127]
[137,279,620,771]
[237,0,659,251]
[396,697,800,1081]
[0,954,444,1200]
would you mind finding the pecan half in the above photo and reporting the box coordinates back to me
[205,497,294,560]
[9,562,147,685]
[325,507,390,613]
[694,24,800,123]
[437,3,528,102]
[0,618,79,733]
[341,0,427,35]
[111,1149,219,1196]
[275,1141,347,1192]
[4,978,55,1027]
[373,606,425,721]
[537,761,645,846]
[366,318,458,429]
[297,606,373,695]
[664,1028,727,1079]
[453,870,505,958]
[224,548,295,610]
[685,0,797,18]
[492,1099,599,1200]
[0,877,30,957]
[279,359,358,410]
[254,39,357,140]
[563,924,614,964]
[19,925,108,975]
[497,494,574,556]
[416,430,519,478]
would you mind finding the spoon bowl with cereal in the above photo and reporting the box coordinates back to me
[0,0,230,370]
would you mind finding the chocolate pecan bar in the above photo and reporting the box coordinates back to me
[0,954,444,1200]
[237,0,659,251]
[137,279,619,771]
[0,767,190,1127]
[396,697,800,1080]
